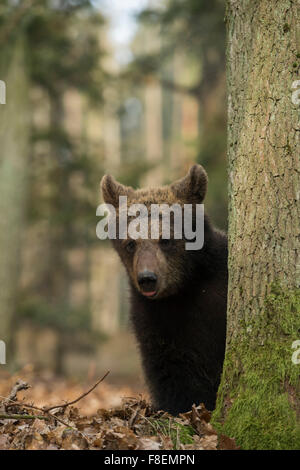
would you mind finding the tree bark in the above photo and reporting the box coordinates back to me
[0,38,30,360]
[212,0,300,449]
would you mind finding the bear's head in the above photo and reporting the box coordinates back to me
[100,164,208,300]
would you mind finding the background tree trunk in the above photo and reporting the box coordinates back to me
[0,38,30,360]
[213,0,300,449]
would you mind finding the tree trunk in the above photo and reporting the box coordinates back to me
[212,0,300,449]
[0,39,30,360]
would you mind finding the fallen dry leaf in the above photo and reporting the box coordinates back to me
[0,369,238,450]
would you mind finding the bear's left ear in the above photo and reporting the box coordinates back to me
[101,174,134,207]
[170,164,208,203]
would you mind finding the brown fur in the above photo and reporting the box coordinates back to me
[101,165,209,299]
[101,165,227,414]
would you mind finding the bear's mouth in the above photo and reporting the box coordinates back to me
[137,272,158,298]
[141,290,157,298]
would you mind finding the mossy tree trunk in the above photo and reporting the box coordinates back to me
[212,0,300,449]
[0,38,30,359]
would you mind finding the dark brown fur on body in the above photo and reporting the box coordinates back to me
[101,165,227,415]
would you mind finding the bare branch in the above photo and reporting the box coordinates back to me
[0,372,110,431]
[0,413,48,420]
[45,370,110,412]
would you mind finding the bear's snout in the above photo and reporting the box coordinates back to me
[137,270,157,297]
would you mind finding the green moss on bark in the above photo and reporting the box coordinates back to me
[212,285,300,450]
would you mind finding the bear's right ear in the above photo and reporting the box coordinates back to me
[101,174,134,207]
[170,164,208,203]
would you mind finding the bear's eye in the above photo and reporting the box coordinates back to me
[159,238,173,249]
[125,240,136,254]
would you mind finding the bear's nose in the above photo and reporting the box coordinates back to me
[137,270,157,294]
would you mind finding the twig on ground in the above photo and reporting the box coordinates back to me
[0,371,110,430]
[2,380,30,409]
[0,413,48,421]
[45,370,110,412]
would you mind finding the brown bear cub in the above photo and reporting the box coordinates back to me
[101,164,227,415]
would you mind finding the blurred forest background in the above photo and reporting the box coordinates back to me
[0,0,227,390]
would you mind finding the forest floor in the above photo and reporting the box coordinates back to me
[0,366,238,450]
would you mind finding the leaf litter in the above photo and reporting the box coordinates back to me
[0,366,238,450]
